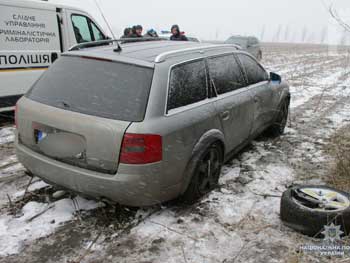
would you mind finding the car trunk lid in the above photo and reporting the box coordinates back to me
[17,97,130,174]
[17,55,154,174]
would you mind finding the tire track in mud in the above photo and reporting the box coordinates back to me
[266,54,347,83]
[263,44,350,83]
[267,55,338,73]
[268,47,350,112]
[285,67,350,186]
[263,46,334,69]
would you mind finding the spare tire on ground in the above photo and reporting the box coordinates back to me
[280,185,350,237]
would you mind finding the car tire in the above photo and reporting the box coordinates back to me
[265,99,289,138]
[180,142,223,204]
[280,185,350,237]
[257,51,262,61]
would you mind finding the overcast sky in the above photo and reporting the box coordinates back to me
[49,0,350,44]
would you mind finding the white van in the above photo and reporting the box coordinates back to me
[0,0,109,111]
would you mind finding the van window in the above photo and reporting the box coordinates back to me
[237,54,268,85]
[208,54,245,95]
[72,15,105,43]
[167,60,207,112]
[72,15,92,43]
[91,23,105,41]
[27,56,153,122]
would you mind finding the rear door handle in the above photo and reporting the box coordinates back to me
[254,96,259,103]
[221,111,230,121]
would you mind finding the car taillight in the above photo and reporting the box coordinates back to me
[15,103,18,129]
[120,133,162,164]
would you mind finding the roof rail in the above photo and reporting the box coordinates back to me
[68,37,166,51]
[69,39,119,51]
[154,44,241,63]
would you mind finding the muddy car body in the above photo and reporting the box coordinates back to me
[15,40,290,206]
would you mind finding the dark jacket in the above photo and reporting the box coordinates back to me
[170,25,188,41]
[129,33,143,38]
[129,25,143,38]
[144,29,158,38]
[170,34,188,41]
[121,28,132,39]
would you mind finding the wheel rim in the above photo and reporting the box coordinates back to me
[197,147,222,194]
[293,187,350,212]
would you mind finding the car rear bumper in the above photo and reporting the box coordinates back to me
[15,138,182,207]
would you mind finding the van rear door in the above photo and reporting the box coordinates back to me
[0,1,61,110]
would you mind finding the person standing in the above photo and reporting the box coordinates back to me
[144,29,158,38]
[121,27,132,38]
[130,25,143,38]
[170,24,188,41]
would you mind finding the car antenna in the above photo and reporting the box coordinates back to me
[93,0,116,40]
[93,0,122,52]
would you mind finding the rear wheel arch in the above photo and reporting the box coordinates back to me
[179,129,225,195]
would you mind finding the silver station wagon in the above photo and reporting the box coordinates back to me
[15,40,290,206]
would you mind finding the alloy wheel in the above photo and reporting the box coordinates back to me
[197,146,222,195]
[293,187,350,212]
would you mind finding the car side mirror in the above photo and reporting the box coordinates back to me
[270,72,282,84]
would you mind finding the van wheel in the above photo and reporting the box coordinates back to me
[265,99,289,138]
[181,143,223,204]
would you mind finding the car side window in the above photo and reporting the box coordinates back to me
[237,53,268,85]
[72,15,105,43]
[207,54,245,95]
[167,60,207,112]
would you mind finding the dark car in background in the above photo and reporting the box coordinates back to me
[225,36,262,61]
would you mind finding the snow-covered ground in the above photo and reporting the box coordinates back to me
[0,43,350,263]
[0,196,100,256]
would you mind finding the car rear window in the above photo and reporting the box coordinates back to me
[26,56,154,122]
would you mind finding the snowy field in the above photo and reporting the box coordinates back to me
[1,43,350,263]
